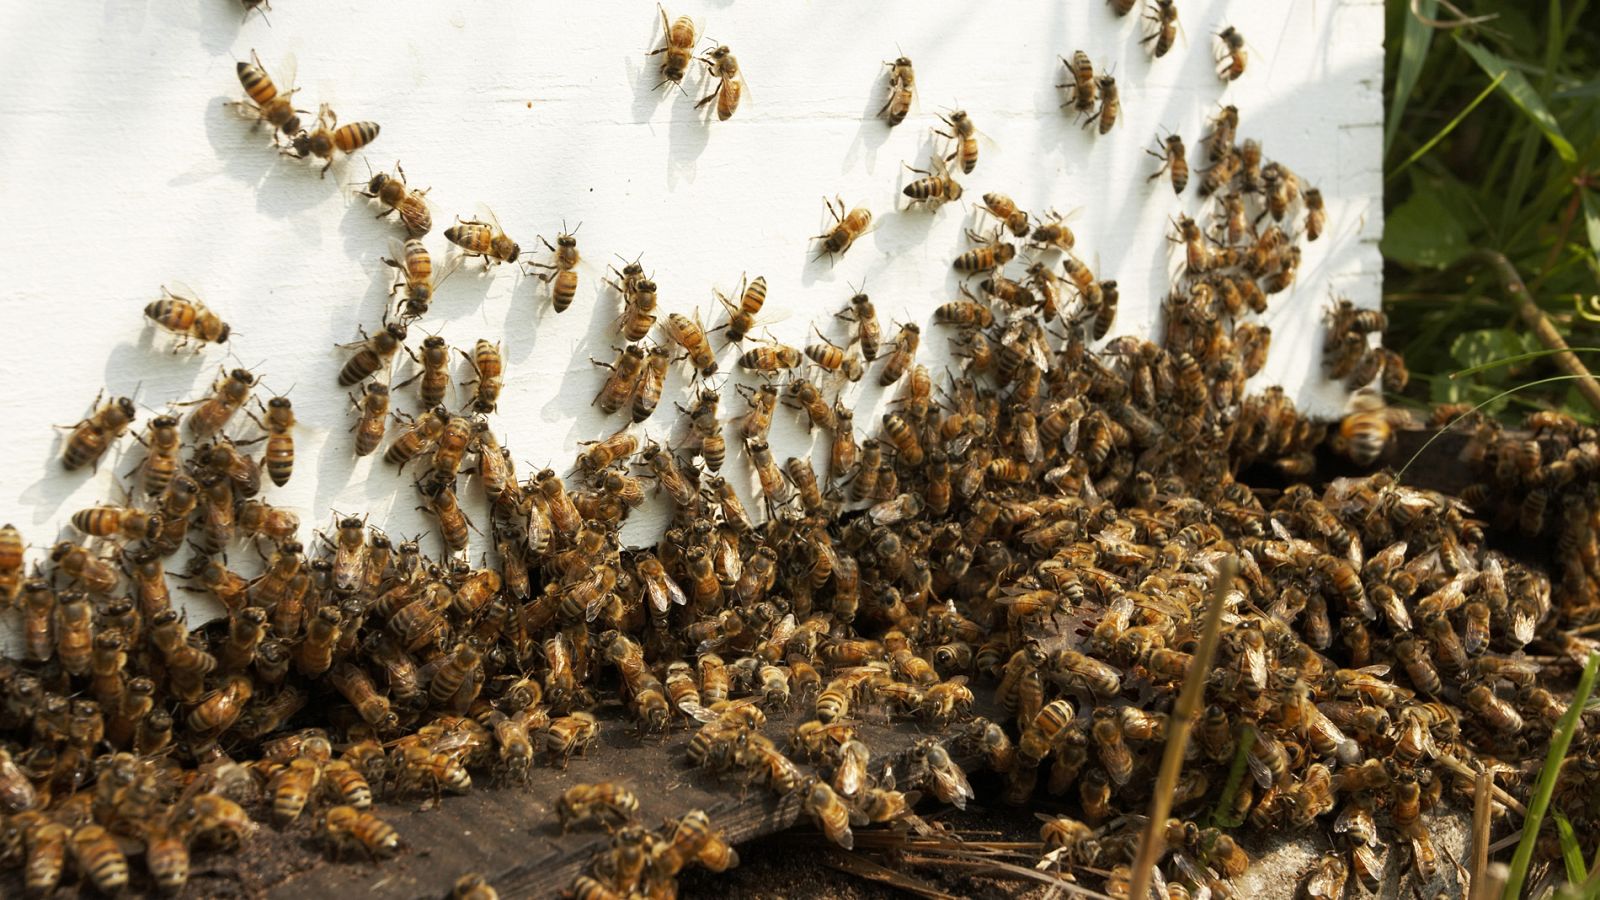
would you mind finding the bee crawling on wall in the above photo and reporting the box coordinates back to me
[288,103,380,178]
[697,44,746,121]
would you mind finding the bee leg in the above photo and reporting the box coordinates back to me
[320,158,334,179]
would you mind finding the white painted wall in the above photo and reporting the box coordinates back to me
[0,0,1382,641]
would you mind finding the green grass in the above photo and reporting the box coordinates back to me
[1501,651,1599,899]
[1383,0,1600,420]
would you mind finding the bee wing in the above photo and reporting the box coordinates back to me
[384,237,410,268]
[474,202,508,237]
[836,761,864,798]
[936,762,975,808]
[163,280,204,305]
[1245,749,1275,789]
[430,730,477,755]
[664,573,689,606]
[643,579,671,614]
[276,52,299,92]
[678,699,717,721]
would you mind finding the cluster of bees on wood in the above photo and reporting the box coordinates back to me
[3,1,1592,899]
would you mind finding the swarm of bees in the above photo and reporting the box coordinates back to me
[8,4,1585,900]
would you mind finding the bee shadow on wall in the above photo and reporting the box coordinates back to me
[841,61,902,175]
[191,96,337,221]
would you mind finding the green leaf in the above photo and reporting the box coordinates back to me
[1451,329,1535,374]
[1456,37,1578,163]
[1582,189,1600,264]
[1553,78,1600,100]
[1386,0,1441,154]
[1388,73,1507,183]
[1555,812,1588,885]
[1384,190,1471,268]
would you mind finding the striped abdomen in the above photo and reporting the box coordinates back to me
[550,270,577,312]
[333,122,380,154]
[266,433,293,486]
[236,62,277,105]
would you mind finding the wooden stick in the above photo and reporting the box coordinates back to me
[1469,769,1491,900]
[1471,248,1600,416]
[1127,555,1236,900]
[1436,751,1527,816]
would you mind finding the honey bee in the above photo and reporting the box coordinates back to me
[902,153,963,206]
[61,392,136,471]
[953,228,1016,273]
[1030,209,1077,253]
[935,109,981,174]
[145,283,230,348]
[1020,698,1074,765]
[1142,0,1178,57]
[664,311,718,378]
[1261,161,1298,222]
[445,207,520,266]
[710,274,768,345]
[1087,75,1120,134]
[0,525,21,608]
[323,805,400,859]
[804,331,864,383]
[342,382,389,458]
[1215,26,1248,81]
[697,45,745,121]
[243,397,295,491]
[649,6,697,89]
[980,192,1032,237]
[1330,392,1393,466]
[591,344,648,416]
[814,196,872,262]
[1463,680,1524,733]
[452,874,499,900]
[231,50,302,143]
[800,777,858,850]
[1303,187,1325,241]
[68,504,160,542]
[545,712,600,767]
[829,291,881,365]
[331,662,398,730]
[1148,134,1189,194]
[879,323,920,386]
[71,824,129,893]
[558,782,640,831]
[1057,51,1097,120]
[385,405,446,469]
[338,322,407,387]
[290,103,380,177]
[359,163,432,236]
[881,56,914,126]
[528,225,582,314]
[738,340,803,374]
[461,338,505,413]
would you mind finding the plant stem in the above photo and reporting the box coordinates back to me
[1502,652,1600,899]
[1128,556,1235,900]
[1471,249,1600,415]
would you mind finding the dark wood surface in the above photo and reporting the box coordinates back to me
[253,706,961,900]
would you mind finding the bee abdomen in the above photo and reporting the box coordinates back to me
[236,63,276,105]
[333,122,380,153]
